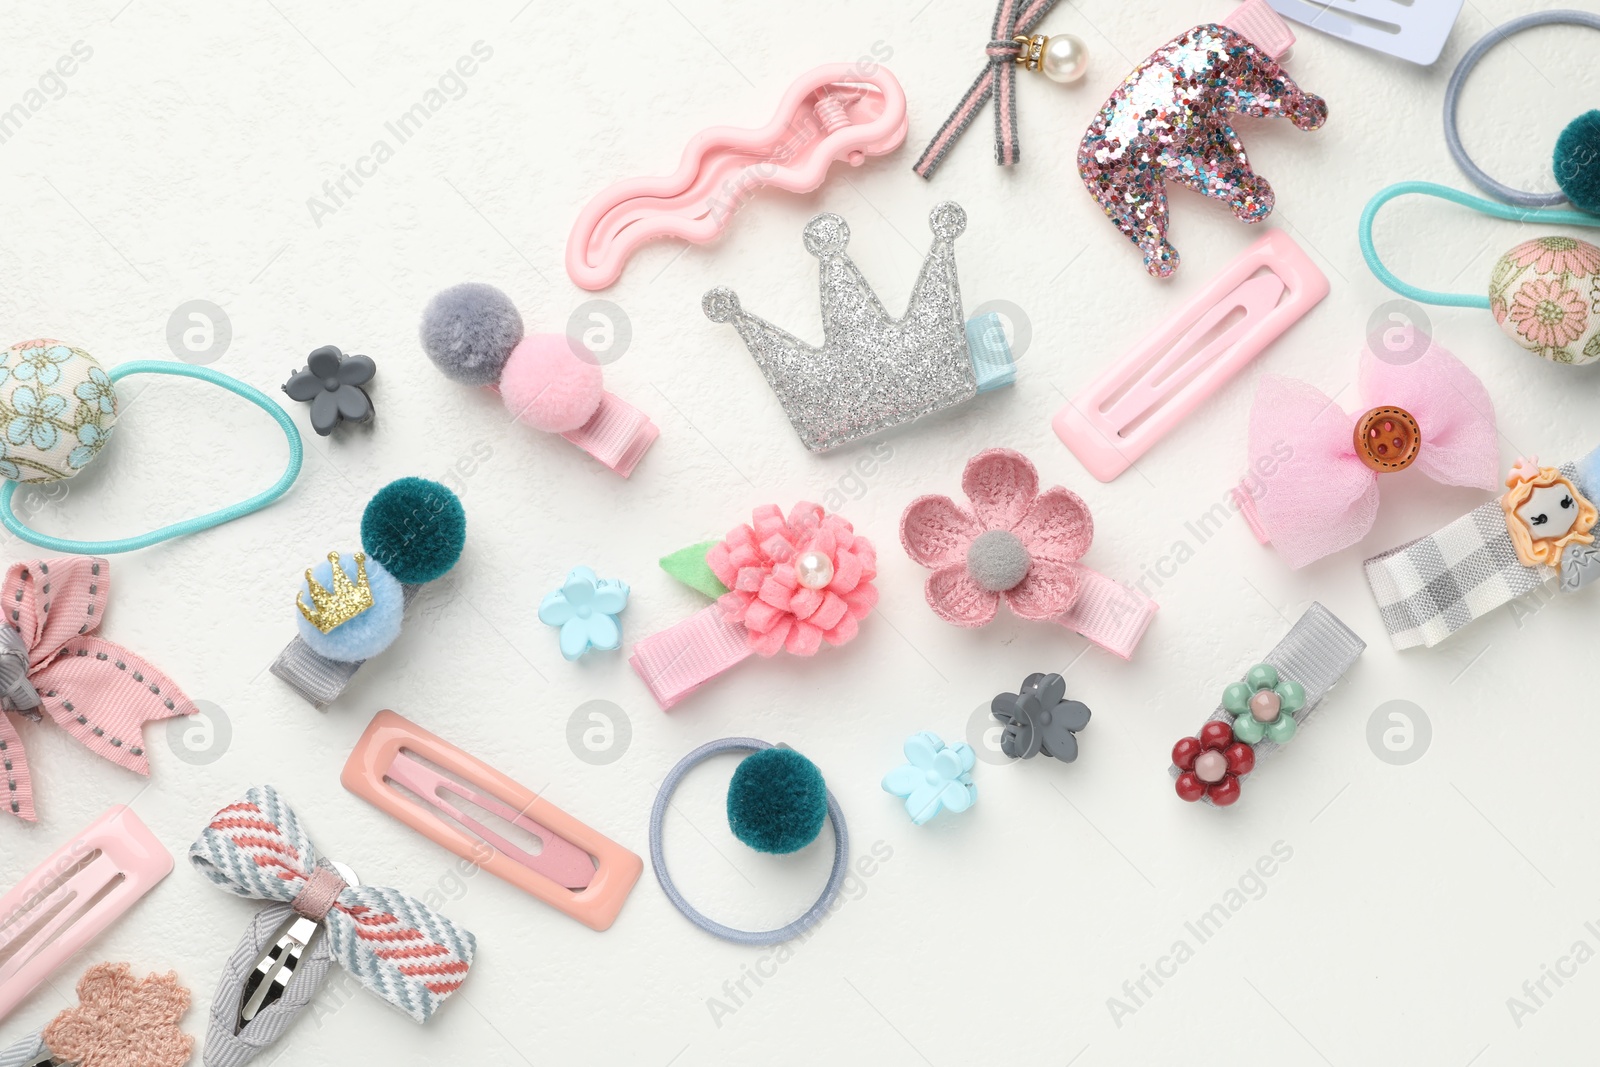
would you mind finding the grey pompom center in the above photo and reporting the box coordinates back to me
[966,529,1031,592]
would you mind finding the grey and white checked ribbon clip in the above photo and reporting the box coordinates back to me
[1364,447,1600,650]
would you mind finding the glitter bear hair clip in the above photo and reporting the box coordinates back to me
[1078,1,1326,278]
[702,202,1015,453]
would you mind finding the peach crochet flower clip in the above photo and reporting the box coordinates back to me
[41,963,192,1067]
[900,448,1156,659]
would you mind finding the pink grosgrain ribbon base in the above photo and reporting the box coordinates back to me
[563,392,659,478]
[629,605,754,711]
[1054,570,1158,660]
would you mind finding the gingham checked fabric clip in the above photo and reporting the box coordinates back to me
[188,785,476,1067]
[1364,448,1600,649]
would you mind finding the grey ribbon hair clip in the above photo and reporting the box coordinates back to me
[991,672,1090,763]
[702,202,1016,453]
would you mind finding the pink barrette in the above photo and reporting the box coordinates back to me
[1232,337,1500,569]
[0,806,173,1022]
[1078,1,1323,277]
[900,449,1156,659]
[630,502,877,709]
[0,558,197,821]
[567,64,907,291]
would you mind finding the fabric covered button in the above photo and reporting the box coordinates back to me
[1489,237,1600,366]
[0,340,117,484]
[1353,406,1420,473]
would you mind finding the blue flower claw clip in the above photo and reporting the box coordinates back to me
[882,731,976,825]
[539,566,629,661]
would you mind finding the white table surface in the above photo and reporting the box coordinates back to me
[2,1,1598,1063]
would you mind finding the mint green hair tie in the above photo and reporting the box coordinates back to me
[0,344,303,553]
[1360,181,1600,366]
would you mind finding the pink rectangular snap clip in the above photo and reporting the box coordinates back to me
[0,805,172,1021]
[342,710,642,932]
[1053,230,1328,483]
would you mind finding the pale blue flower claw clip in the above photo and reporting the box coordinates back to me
[882,731,976,825]
[538,566,629,660]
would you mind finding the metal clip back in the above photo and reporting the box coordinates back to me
[235,861,358,1032]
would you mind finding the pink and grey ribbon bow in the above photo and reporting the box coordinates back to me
[0,557,196,821]
[189,785,475,1029]
[913,0,1062,178]
[1234,339,1500,569]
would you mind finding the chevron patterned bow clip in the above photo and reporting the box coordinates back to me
[189,785,476,1034]
[0,557,198,821]
[1233,338,1500,569]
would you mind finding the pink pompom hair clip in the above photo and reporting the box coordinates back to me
[900,449,1156,660]
[567,63,907,291]
[630,502,877,709]
[1233,336,1499,569]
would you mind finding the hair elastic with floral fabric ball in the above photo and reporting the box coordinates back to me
[1360,182,1600,366]
[0,344,302,553]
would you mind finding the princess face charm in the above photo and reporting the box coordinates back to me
[1502,456,1597,567]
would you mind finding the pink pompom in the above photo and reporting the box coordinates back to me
[498,334,604,433]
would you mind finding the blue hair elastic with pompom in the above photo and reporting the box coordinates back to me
[650,737,848,946]
[0,355,303,553]
[1444,11,1600,213]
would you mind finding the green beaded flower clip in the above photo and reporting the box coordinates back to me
[1222,663,1305,745]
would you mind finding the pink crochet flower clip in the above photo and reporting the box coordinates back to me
[632,502,878,708]
[706,502,878,657]
[41,962,193,1067]
[900,449,1156,659]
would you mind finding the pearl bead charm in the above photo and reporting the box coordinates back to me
[1041,34,1088,83]
[1194,750,1227,783]
[795,550,834,590]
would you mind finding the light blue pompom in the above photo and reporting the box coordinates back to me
[295,552,405,662]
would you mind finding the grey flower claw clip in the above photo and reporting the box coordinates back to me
[284,345,375,436]
[991,672,1091,763]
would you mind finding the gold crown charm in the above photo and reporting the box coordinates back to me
[297,551,375,633]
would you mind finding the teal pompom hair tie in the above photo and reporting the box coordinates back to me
[649,738,848,945]
[0,352,303,553]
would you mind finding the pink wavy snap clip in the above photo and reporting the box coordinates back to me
[900,449,1156,660]
[630,502,878,709]
[567,64,908,291]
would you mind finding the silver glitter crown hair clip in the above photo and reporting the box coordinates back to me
[702,201,1015,453]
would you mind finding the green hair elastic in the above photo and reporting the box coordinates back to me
[0,345,303,553]
[1360,181,1600,366]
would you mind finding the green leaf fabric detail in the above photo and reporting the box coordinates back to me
[660,540,728,599]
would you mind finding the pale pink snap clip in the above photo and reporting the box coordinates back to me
[567,63,908,291]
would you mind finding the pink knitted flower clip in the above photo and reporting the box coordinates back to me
[632,502,878,708]
[41,962,193,1067]
[900,449,1156,659]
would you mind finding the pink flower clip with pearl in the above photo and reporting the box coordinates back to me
[631,502,878,709]
[900,449,1156,659]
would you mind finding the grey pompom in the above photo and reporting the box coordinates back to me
[420,282,523,386]
[966,529,1031,592]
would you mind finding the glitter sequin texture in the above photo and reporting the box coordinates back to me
[703,202,976,453]
[1077,24,1328,279]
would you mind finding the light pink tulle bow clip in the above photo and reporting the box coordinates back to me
[1232,338,1499,569]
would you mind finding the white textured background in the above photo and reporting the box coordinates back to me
[2,1,1598,1064]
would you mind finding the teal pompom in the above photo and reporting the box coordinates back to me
[726,747,827,855]
[360,477,466,584]
[1555,111,1600,214]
